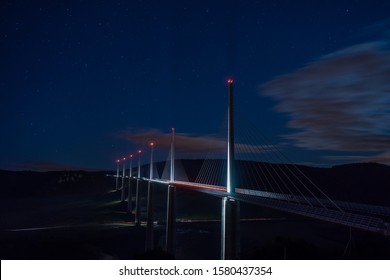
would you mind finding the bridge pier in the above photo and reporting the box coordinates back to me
[121,182,126,202]
[146,143,155,251]
[121,157,126,200]
[135,150,142,226]
[145,181,154,250]
[221,197,240,259]
[127,178,133,213]
[115,160,119,191]
[166,184,175,254]
[165,128,176,255]
[127,155,133,213]
[135,180,141,226]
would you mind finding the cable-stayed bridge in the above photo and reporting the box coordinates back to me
[109,80,390,259]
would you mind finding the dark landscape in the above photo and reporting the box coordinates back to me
[1,161,390,260]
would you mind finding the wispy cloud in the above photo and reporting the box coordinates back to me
[324,152,390,164]
[261,37,390,164]
[117,128,225,154]
[116,128,276,156]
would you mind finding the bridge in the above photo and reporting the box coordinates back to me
[109,80,390,259]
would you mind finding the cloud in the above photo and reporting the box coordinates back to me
[261,38,390,164]
[323,152,390,164]
[116,128,276,156]
[117,128,225,154]
[360,18,390,38]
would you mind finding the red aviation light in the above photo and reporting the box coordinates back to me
[130,154,133,158]
[138,150,142,154]
[123,157,126,161]
[150,142,154,147]
[116,159,120,163]
[227,79,233,84]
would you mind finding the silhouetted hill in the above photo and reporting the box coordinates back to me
[0,170,111,198]
[1,161,389,206]
[325,163,390,205]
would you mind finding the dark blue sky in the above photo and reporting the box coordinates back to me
[1,0,390,171]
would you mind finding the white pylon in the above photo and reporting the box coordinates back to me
[166,128,176,254]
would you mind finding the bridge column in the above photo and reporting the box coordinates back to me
[135,150,142,226]
[222,197,240,259]
[146,143,155,251]
[221,79,240,260]
[115,160,120,191]
[166,128,175,255]
[121,157,126,202]
[166,185,175,254]
[127,155,133,213]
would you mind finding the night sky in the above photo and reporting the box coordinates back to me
[1,0,390,171]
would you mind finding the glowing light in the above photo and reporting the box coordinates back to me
[130,154,133,158]
[227,79,233,84]
[123,157,126,161]
[150,142,154,147]
[116,159,120,163]
[138,150,142,154]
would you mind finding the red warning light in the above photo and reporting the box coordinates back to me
[138,150,142,154]
[150,142,154,147]
[130,154,133,158]
[227,79,233,84]
[116,159,120,163]
[123,157,126,161]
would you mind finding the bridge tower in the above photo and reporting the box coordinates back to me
[121,157,126,202]
[135,150,142,226]
[115,159,120,190]
[166,128,176,254]
[146,142,155,250]
[127,154,133,213]
[222,79,240,260]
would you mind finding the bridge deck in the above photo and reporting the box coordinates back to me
[147,178,390,236]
